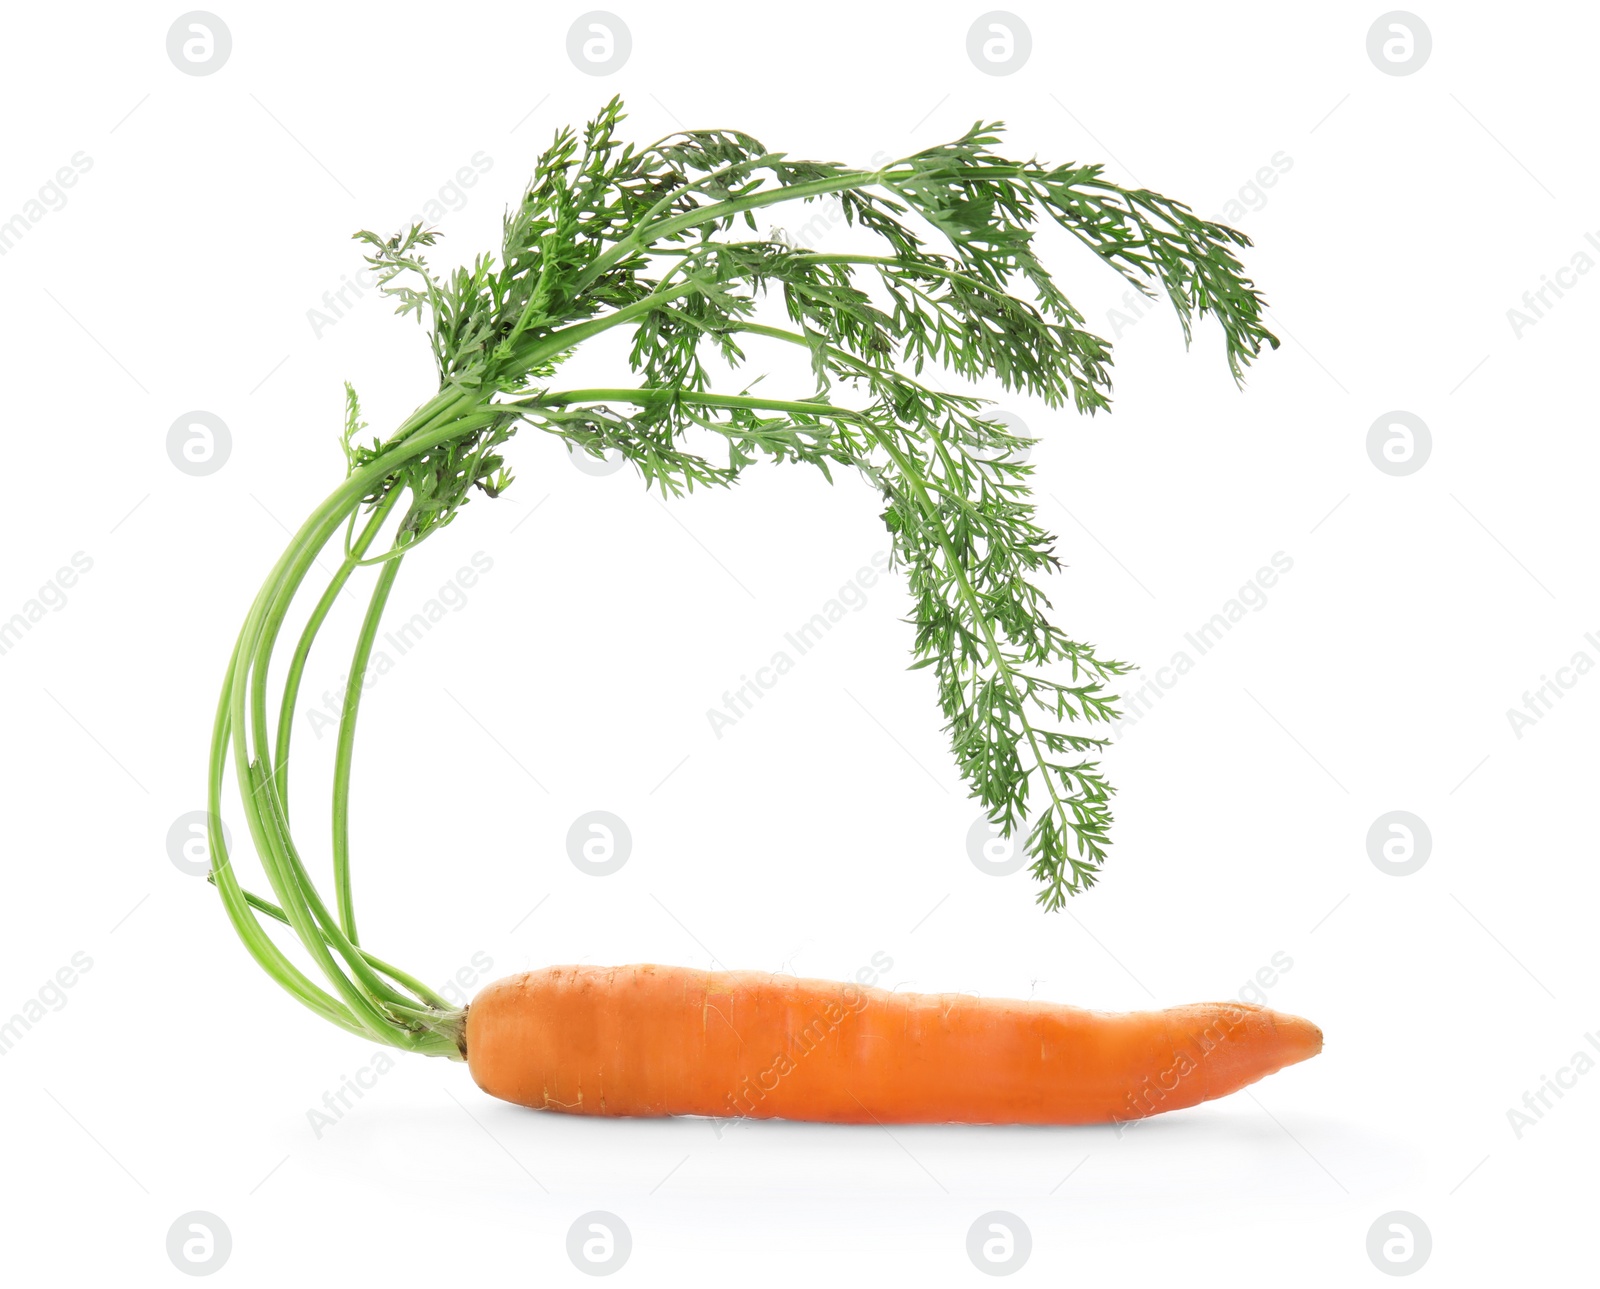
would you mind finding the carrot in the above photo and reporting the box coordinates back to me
[202,104,1292,1114]
[465,965,1321,1124]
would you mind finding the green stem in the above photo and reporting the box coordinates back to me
[511,278,705,374]
[211,875,456,1013]
[537,386,867,420]
[208,627,369,1037]
[211,383,493,1056]
[572,167,895,296]
[630,148,788,231]
[254,761,441,1025]
[795,250,1012,291]
[274,488,406,818]
[332,512,415,944]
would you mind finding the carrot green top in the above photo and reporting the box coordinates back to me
[206,98,1275,1056]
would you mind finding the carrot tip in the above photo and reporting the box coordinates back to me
[1274,1012,1324,1066]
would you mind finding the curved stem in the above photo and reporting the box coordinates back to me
[509,278,704,374]
[208,628,369,1036]
[332,512,414,944]
[216,878,454,1012]
[210,384,493,1056]
[572,166,897,296]
[536,386,868,419]
[254,760,439,1026]
[274,487,407,818]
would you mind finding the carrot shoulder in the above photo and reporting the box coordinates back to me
[464,965,1322,1125]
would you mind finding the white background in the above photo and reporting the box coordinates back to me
[1,0,1594,1283]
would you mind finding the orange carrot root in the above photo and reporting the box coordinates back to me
[465,965,1322,1125]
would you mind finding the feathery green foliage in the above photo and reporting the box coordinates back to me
[209,99,1274,1056]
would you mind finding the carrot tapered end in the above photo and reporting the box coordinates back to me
[1270,1010,1324,1066]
